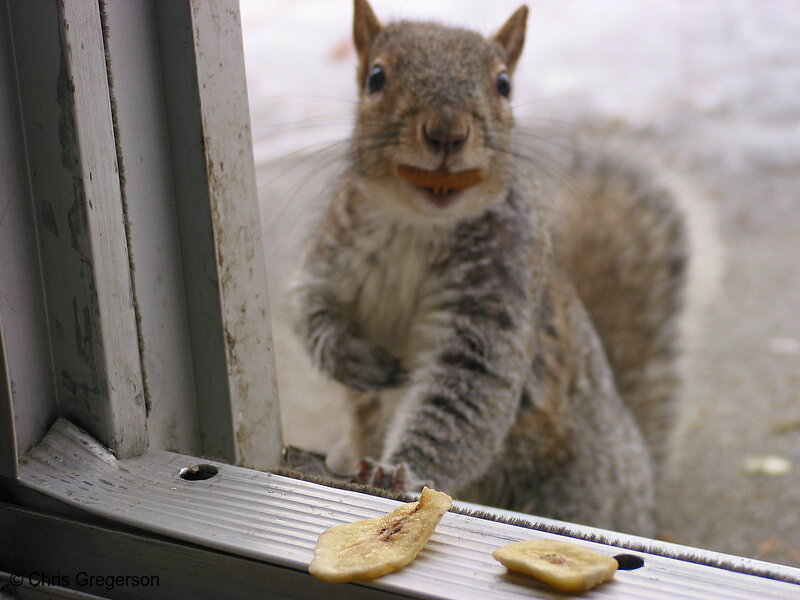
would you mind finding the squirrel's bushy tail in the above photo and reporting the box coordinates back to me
[549,152,688,468]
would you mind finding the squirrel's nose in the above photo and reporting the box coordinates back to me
[422,121,469,155]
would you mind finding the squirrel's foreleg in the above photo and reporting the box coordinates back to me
[376,312,531,494]
[295,289,407,391]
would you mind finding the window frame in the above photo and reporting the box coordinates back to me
[0,0,281,469]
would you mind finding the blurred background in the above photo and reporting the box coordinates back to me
[240,0,800,567]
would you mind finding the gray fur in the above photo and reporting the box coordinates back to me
[292,2,686,536]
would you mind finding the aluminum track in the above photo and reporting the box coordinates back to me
[16,419,800,599]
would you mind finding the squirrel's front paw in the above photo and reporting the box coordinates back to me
[330,336,406,391]
[355,458,430,493]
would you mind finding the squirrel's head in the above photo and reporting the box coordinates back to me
[351,0,528,222]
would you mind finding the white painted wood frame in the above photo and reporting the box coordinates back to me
[0,0,281,472]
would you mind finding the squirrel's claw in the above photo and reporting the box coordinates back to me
[356,458,430,493]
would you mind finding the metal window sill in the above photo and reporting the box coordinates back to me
[7,419,800,599]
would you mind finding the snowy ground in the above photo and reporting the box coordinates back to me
[241,0,800,567]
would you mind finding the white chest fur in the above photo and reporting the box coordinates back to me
[341,221,448,360]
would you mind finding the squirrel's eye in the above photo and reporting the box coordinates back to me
[367,65,386,94]
[496,72,511,97]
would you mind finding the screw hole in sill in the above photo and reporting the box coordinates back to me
[179,464,219,481]
[614,554,645,570]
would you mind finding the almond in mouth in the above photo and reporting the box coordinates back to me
[396,165,485,206]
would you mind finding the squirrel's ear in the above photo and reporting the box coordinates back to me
[353,0,382,66]
[493,5,528,72]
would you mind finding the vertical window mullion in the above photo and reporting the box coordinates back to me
[100,0,202,456]
[152,0,282,469]
[7,0,147,458]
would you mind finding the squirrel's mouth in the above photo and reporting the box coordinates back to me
[396,165,485,208]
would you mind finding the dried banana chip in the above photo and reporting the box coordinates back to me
[309,486,452,583]
[492,538,618,593]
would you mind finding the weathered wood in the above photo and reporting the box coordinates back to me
[3,0,281,471]
[100,0,200,455]
[154,0,282,469]
[0,0,57,470]
[7,0,147,457]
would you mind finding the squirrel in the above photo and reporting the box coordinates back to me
[291,0,687,537]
